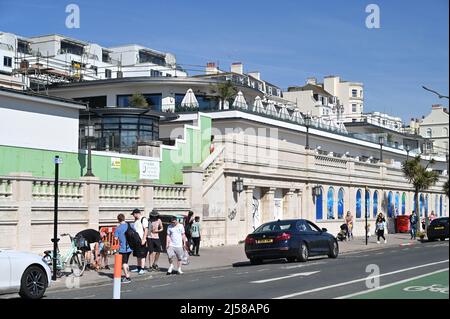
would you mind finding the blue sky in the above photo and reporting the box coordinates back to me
[1,0,448,121]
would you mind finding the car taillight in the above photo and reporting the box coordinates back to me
[274,232,291,241]
[245,236,256,245]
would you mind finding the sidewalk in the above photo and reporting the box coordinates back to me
[48,233,422,291]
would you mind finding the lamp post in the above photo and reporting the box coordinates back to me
[365,186,369,246]
[52,156,62,281]
[84,124,95,177]
[446,152,449,175]
[379,136,385,162]
[406,144,410,161]
[305,114,311,150]
[232,176,244,194]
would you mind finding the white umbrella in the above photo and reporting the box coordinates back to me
[338,122,347,133]
[279,105,290,120]
[232,91,248,110]
[252,96,265,114]
[291,108,303,124]
[266,100,278,117]
[181,88,199,109]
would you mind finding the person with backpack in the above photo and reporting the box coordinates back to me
[130,208,148,275]
[191,216,201,256]
[114,214,133,283]
[148,210,163,271]
[410,211,418,240]
[184,210,194,255]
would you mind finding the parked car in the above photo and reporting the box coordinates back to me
[244,219,339,264]
[427,217,449,241]
[0,249,51,299]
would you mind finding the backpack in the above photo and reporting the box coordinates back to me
[74,235,90,252]
[124,222,142,251]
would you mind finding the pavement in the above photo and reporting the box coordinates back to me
[41,237,448,299]
[42,232,440,291]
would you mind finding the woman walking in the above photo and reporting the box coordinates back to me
[375,213,387,244]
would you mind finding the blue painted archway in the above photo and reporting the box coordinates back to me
[402,193,406,215]
[327,187,335,219]
[356,189,362,218]
[338,188,344,219]
[388,191,393,217]
[315,187,323,220]
[373,191,378,217]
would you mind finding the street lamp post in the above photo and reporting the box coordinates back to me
[379,136,385,162]
[305,114,311,150]
[365,186,369,246]
[406,144,410,161]
[232,176,244,194]
[84,124,95,177]
[52,156,62,281]
[446,152,449,175]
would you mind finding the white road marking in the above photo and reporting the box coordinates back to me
[236,272,249,275]
[152,283,171,288]
[251,271,320,284]
[273,259,449,299]
[284,261,326,269]
[257,269,269,272]
[335,268,449,299]
[376,252,384,255]
[74,294,96,299]
[211,275,225,279]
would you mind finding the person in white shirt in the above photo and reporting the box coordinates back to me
[131,209,148,275]
[166,216,187,275]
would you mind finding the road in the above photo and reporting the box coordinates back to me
[44,241,448,299]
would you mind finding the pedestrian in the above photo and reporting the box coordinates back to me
[98,234,111,270]
[147,209,163,271]
[130,208,148,275]
[375,213,387,244]
[75,228,102,269]
[166,215,187,275]
[409,211,418,240]
[429,211,436,223]
[184,210,194,255]
[191,216,201,256]
[345,211,354,240]
[113,213,132,283]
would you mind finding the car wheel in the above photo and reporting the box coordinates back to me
[250,258,263,265]
[19,265,48,299]
[286,257,296,263]
[298,243,309,262]
[328,240,339,259]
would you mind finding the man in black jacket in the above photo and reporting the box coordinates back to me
[75,229,102,269]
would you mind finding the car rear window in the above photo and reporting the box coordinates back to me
[254,222,294,233]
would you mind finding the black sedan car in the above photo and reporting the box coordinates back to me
[244,219,338,264]
[427,217,449,241]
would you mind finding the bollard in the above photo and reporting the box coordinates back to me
[113,253,122,299]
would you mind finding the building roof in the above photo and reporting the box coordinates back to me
[0,86,87,110]
[286,83,333,98]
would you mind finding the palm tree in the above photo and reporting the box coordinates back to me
[402,155,439,233]
[215,80,237,110]
[129,93,149,108]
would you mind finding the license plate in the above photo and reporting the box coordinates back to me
[434,227,444,230]
[256,239,273,244]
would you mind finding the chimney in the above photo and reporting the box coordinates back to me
[206,62,219,75]
[248,71,260,80]
[306,77,317,85]
[432,104,442,109]
[231,62,243,75]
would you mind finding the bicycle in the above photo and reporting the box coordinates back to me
[43,233,87,278]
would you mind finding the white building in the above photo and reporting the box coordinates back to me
[0,87,85,152]
[419,104,449,156]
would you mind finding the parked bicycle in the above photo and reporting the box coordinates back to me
[43,233,87,278]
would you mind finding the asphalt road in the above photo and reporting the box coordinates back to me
[44,241,449,299]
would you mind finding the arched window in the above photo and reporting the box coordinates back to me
[425,195,429,217]
[395,192,400,216]
[419,194,424,217]
[365,189,371,217]
[338,188,344,219]
[388,191,393,217]
[426,128,432,138]
[373,191,378,217]
[327,187,335,220]
[356,189,362,218]
[402,193,406,215]
[444,127,449,137]
[315,187,323,220]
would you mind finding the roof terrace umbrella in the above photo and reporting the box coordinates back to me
[291,108,303,124]
[252,96,265,114]
[279,105,290,120]
[232,91,248,110]
[338,122,347,133]
[181,88,199,109]
[266,100,278,117]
